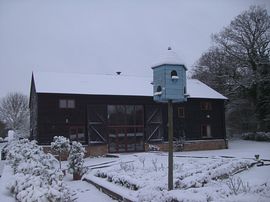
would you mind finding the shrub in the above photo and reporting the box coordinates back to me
[148,144,160,151]
[241,132,270,142]
[51,136,70,169]
[5,139,72,201]
[94,170,140,190]
[67,141,86,177]
[226,176,251,195]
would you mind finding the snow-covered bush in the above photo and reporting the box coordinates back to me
[139,156,145,168]
[152,158,158,172]
[241,132,270,142]
[226,176,250,195]
[148,144,160,151]
[95,170,140,190]
[67,141,86,177]
[120,161,135,172]
[174,159,252,189]
[5,130,23,142]
[5,139,43,172]
[5,139,72,201]
[51,136,70,169]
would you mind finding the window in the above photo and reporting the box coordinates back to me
[59,99,75,109]
[178,107,185,118]
[171,70,179,80]
[201,124,211,138]
[107,105,144,125]
[201,101,212,110]
[70,126,85,143]
[171,70,177,77]
[154,86,162,96]
[67,100,75,108]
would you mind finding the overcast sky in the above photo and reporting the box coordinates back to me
[0,0,269,98]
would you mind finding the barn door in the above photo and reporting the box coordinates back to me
[145,105,163,142]
[87,105,107,143]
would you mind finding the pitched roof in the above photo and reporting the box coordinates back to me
[32,72,227,100]
[151,48,187,70]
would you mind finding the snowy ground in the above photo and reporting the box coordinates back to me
[0,139,269,202]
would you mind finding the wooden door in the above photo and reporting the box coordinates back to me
[145,105,163,142]
[87,105,107,144]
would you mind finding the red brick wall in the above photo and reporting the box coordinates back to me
[85,144,108,157]
[145,139,227,152]
[42,144,108,159]
[183,139,227,151]
[42,139,226,158]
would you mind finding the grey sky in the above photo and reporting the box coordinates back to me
[0,0,269,98]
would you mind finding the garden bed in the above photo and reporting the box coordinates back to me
[83,152,270,201]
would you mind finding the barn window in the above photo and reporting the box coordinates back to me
[201,124,211,138]
[70,126,85,144]
[154,86,162,96]
[201,101,212,110]
[67,100,75,108]
[171,70,179,79]
[178,107,185,118]
[59,99,66,108]
[59,99,75,109]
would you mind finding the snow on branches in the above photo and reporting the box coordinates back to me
[51,136,70,169]
[68,141,86,178]
[5,139,72,202]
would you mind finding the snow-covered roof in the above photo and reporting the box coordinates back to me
[151,48,187,69]
[33,72,227,100]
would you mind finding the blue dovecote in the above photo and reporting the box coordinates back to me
[152,48,188,103]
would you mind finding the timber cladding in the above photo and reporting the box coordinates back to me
[31,91,226,153]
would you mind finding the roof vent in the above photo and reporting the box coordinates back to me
[116,71,121,75]
[168,47,172,50]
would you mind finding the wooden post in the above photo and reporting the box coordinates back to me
[168,100,173,190]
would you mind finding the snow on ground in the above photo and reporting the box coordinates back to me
[63,174,116,202]
[0,163,17,202]
[83,139,270,202]
[0,139,269,202]
[176,139,270,159]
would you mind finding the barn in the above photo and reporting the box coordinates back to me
[30,70,228,155]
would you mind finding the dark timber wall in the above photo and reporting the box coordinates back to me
[30,89,226,146]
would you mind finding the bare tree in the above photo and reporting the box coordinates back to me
[212,6,270,130]
[192,47,240,97]
[0,92,30,137]
[192,6,270,132]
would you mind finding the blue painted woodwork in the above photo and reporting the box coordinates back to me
[152,64,187,103]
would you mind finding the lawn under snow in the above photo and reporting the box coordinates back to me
[0,139,270,202]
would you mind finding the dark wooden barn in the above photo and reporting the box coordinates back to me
[30,72,227,155]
